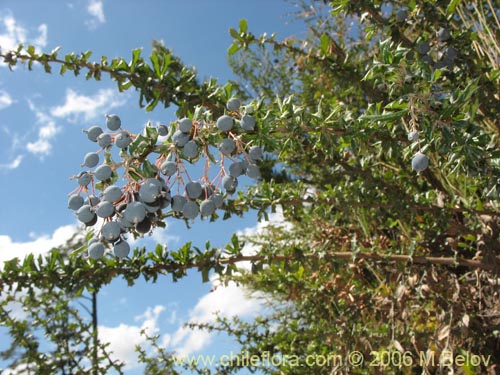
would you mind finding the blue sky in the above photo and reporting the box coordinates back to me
[0,0,306,373]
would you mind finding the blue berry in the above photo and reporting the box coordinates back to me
[113,240,130,258]
[82,152,99,168]
[102,185,122,202]
[95,201,115,218]
[226,98,241,111]
[219,138,236,155]
[101,221,121,241]
[183,141,199,159]
[248,146,262,161]
[222,175,238,194]
[171,195,187,212]
[200,199,216,217]
[158,125,168,136]
[124,201,147,224]
[185,181,203,199]
[411,152,429,172]
[246,163,261,179]
[88,242,105,259]
[77,171,91,186]
[106,114,121,131]
[160,161,177,176]
[68,194,84,210]
[94,164,112,181]
[240,115,256,131]
[97,133,112,148]
[76,204,95,224]
[178,118,193,133]
[407,131,419,142]
[84,126,103,142]
[217,115,233,132]
[173,130,190,147]
[115,132,132,149]
[182,201,199,220]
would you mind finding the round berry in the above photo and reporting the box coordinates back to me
[88,242,105,259]
[173,130,190,147]
[171,195,187,212]
[183,140,199,159]
[95,201,115,218]
[113,240,130,259]
[222,175,238,194]
[185,181,203,200]
[139,179,161,203]
[246,163,261,179]
[407,131,419,142]
[106,114,121,131]
[103,185,123,203]
[160,161,177,176]
[68,194,84,210]
[124,201,147,224]
[178,118,193,133]
[226,98,240,111]
[158,125,168,136]
[84,126,103,142]
[438,27,450,42]
[217,115,233,132]
[209,193,224,208]
[135,217,152,234]
[219,138,236,155]
[82,152,99,168]
[77,171,91,186]
[115,131,132,149]
[229,162,244,178]
[248,146,263,161]
[97,133,112,148]
[88,195,101,207]
[200,199,216,217]
[411,152,429,172]
[76,205,95,224]
[240,114,256,131]
[94,164,112,181]
[182,201,199,220]
[101,221,121,242]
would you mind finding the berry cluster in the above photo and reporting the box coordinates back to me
[68,99,262,259]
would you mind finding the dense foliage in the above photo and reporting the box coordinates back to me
[1,0,499,374]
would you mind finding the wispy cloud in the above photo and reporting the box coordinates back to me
[50,88,127,122]
[0,224,78,266]
[0,154,23,171]
[85,0,106,30]
[26,101,60,157]
[0,13,47,53]
[168,208,288,356]
[0,90,14,110]
[99,305,168,369]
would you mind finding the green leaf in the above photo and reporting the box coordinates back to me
[446,0,461,16]
[239,19,248,33]
[319,33,330,55]
[229,28,239,40]
[228,43,241,56]
[362,109,407,122]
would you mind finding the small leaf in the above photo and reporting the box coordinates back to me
[239,18,248,33]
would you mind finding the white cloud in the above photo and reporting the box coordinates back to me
[0,13,47,53]
[0,224,78,266]
[169,207,288,356]
[85,0,106,29]
[50,88,127,122]
[0,154,23,171]
[0,90,14,110]
[26,101,60,157]
[99,305,168,369]
[170,279,265,356]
